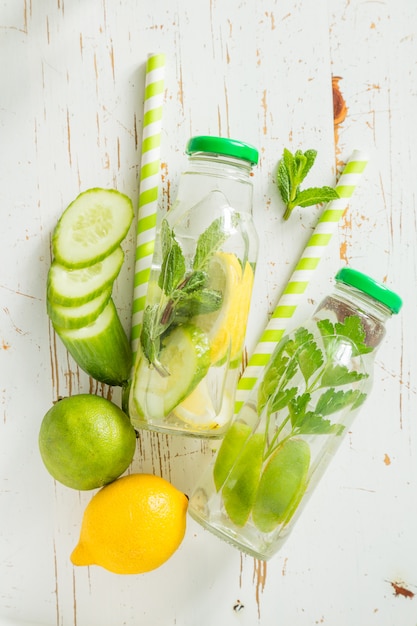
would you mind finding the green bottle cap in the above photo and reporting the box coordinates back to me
[335,268,402,314]
[186,136,259,165]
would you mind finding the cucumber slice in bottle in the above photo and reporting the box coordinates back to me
[47,246,124,306]
[133,324,210,420]
[47,287,112,329]
[52,188,134,268]
[54,299,132,386]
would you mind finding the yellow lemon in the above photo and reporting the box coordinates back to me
[38,394,136,491]
[195,252,254,364]
[71,473,188,574]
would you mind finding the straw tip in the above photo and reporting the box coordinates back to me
[349,149,370,163]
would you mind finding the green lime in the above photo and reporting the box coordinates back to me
[39,394,136,490]
[221,433,264,527]
[213,420,252,491]
[252,438,310,533]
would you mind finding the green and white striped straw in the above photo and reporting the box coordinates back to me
[235,149,369,412]
[131,52,166,356]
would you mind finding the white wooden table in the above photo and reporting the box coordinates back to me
[1,1,416,625]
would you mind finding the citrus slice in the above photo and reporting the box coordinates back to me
[194,252,254,364]
[173,378,233,431]
[221,432,264,527]
[52,188,134,268]
[213,420,252,490]
[252,438,310,533]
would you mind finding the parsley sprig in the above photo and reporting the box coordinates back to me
[277,148,340,220]
[258,316,372,460]
[140,216,233,374]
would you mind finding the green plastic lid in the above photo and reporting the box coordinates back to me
[186,136,259,165]
[335,268,402,314]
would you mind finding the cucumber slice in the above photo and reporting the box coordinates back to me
[133,324,210,420]
[52,188,134,268]
[47,246,124,306]
[47,287,112,329]
[54,299,132,386]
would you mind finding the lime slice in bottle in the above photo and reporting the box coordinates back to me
[252,438,310,533]
[221,432,264,527]
[213,420,252,490]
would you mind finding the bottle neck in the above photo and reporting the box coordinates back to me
[186,153,254,183]
[315,282,393,350]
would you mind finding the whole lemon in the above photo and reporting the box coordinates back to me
[71,473,188,574]
[39,394,136,490]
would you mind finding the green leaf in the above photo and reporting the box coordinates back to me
[277,157,291,205]
[301,149,318,180]
[268,387,298,415]
[335,316,373,355]
[295,338,324,383]
[140,304,162,364]
[297,413,345,436]
[292,186,340,208]
[316,387,365,416]
[158,219,186,294]
[173,288,222,321]
[321,364,368,387]
[193,215,233,271]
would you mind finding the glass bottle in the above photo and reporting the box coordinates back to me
[188,268,402,559]
[128,136,259,438]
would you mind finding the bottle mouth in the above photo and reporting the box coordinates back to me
[335,268,402,314]
[186,136,259,166]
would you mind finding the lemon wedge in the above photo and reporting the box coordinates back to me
[173,378,233,430]
[195,251,254,364]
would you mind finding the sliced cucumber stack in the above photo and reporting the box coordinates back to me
[47,188,134,387]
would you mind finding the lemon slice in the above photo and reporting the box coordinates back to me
[195,252,254,364]
[173,379,233,431]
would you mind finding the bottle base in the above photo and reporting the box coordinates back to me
[188,505,286,561]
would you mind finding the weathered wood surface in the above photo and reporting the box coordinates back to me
[1,1,416,625]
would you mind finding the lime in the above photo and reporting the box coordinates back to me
[252,438,310,533]
[221,432,264,526]
[39,394,136,490]
[71,473,188,574]
[213,420,252,490]
[195,252,254,364]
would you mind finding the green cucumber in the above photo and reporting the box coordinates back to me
[47,287,112,329]
[47,246,124,306]
[133,324,210,420]
[54,299,132,386]
[52,188,134,268]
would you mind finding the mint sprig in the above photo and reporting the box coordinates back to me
[277,148,340,220]
[140,216,228,373]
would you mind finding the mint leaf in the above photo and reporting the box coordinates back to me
[293,186,340,208]
[158,219,186,294]
[276,147,339,220]
[193,215,235,271]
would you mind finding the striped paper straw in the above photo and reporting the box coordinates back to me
[235,149,369,411]
[131,52,166,356]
